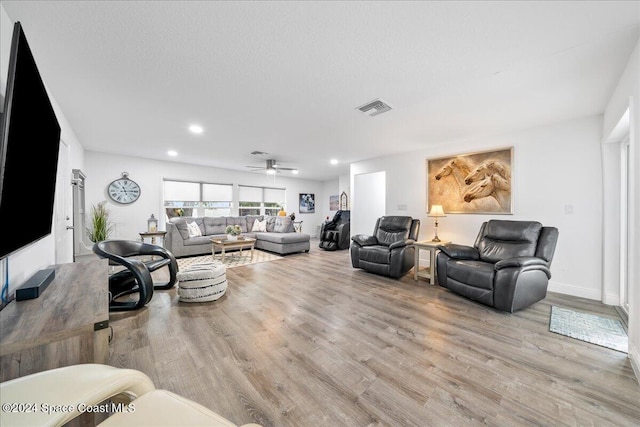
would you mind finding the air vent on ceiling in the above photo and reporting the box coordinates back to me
[356,98,392,117]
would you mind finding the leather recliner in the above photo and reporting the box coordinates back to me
[319,210,351,250]
[350,216,420,278]
[436,220,559,313]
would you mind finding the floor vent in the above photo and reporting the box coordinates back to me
[356,99,392,117]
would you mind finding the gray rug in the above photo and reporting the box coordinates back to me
[178,250,282,270]
[549,306,628,353]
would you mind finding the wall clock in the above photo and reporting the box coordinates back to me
[107,172,141,204]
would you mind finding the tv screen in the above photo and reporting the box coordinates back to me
[0,22,61,259]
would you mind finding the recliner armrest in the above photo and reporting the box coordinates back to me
[438,243,479,260]
[351,234,378,246]
[495,256,548,270]
[388,239,416,250]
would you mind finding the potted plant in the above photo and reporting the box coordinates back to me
[225,224,242,241]
[86,201,115,243]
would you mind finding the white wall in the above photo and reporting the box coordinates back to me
[602,37,639,381]
[0,5,85,295]
[351,115,604,299]
[84,151,325,241]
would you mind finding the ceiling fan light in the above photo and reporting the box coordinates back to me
[291,169,299,175]
[266,169,276,175]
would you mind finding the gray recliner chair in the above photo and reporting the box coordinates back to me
[350,216,420,278]
[436,220,559,313]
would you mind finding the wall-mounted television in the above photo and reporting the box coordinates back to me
[0,22,62,259]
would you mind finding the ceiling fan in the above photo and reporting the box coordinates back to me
[246,158,298,175]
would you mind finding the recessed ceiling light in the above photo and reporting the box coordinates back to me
[291,169,299,175]
[188,124,203,134]
[167,150,178,157]
[330,159,338,165]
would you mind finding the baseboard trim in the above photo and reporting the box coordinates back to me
[547,280,602,301]
[629,341,640,385]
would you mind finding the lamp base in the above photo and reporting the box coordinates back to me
[431,237,441,242]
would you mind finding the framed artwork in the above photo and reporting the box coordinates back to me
[299,193,315,213]
[427,147,513,214]
[329,194,339,211]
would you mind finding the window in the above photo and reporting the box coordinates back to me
[164,180,232,219]
[238,185,285,216]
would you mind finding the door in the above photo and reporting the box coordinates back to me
[353,171,386,237]
[54,139,73,264]
[620,138,630,315]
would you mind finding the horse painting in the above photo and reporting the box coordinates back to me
[427,147,512,214]
[463,173,511,211]
[464,160,511,185]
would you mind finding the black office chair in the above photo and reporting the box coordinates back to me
[319,210,351,250]
[93,240,178,311]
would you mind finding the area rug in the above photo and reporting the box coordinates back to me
[178,250,282,270]
[549,306,628,353]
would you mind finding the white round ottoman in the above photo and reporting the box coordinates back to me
[177,261,227,303]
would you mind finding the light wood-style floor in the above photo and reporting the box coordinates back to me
[109,242,640,427]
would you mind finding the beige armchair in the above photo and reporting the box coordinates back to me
[0,364,262,427]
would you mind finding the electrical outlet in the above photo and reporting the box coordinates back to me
[564,204,574,214]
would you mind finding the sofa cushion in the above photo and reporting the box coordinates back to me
[174,218,204,240]
[254,232,309,244]
[265,216,277,232]
[183,235,211,246]
[273,216,294,233]
[204,217,227,235]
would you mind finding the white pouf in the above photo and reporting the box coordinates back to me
[177,261,227,303]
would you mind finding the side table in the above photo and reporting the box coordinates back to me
[413,240,450,285]
[139,231,167,246]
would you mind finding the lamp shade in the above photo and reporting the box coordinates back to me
[428,205,446,217]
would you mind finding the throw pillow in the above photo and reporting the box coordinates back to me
[273,216,294,233]
[252,218,267,232]
[187,221,202,237]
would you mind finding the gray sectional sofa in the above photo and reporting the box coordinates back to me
[165,215,311,258]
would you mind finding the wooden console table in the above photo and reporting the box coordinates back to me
[0,259,110,382]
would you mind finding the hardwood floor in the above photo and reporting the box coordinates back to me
[109,243,640,426]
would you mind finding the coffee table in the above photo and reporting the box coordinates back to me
[210,237,256,261]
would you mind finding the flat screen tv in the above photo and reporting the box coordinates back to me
[0,22,61,259]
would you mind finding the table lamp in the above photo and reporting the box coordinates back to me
[428,205,446,242]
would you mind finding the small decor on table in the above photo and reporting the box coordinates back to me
[225,225,242,241]
[147,214,158,232]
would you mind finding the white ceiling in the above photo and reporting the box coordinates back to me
[2,1,639,181]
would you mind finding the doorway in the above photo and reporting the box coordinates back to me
[620,137,630,316]
[352,171,386,237]
[54,139,72,264]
